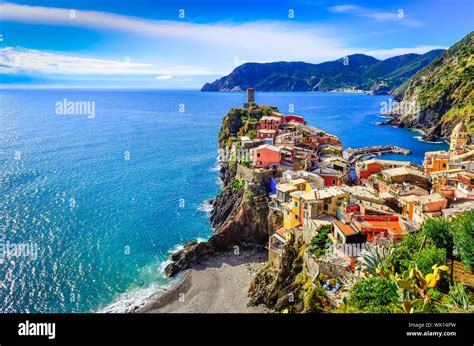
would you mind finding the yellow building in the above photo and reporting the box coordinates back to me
[284,190,304,230]
[423,150,449,173]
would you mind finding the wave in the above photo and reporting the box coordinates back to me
[197,199,214,215]
[99,277,179,313]
[413,135,444,144]
[209,161,221,172]
[100,256,183,314]
[99,235,210,312]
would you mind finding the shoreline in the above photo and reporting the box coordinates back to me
[138,248,269,313]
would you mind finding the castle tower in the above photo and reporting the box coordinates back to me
[450,120,469,151]
[247,88,255,104]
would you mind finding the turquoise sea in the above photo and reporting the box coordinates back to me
[0,90,448,312]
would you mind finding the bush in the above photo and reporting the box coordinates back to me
[231,179,245,191]
[414,245,447,275]
[391,231,424,273]
[247,130,257,139]
[422,217,453,257]
[303,284,328,312]
[448,282,472,311]
[310,226,332,249]
[347,277,398,313]
[451,210,474,271]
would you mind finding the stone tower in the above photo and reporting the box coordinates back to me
[450,119,469,151]
[247,88,255,104]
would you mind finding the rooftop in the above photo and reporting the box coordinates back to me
[258,129,277,134]
[334,221,357,236]
[277,183,298,193]
[415,193,446,204]
[315,186,346,199]
[261,116,282,121]
[357,158,413,167]
[290,178,307,185]
[255,144,281,152]
[360,218,404,235]
[300,190,316,201]
[290,190,304,198]
[381,167,427,178]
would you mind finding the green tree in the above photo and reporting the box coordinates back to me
[391,231,424,273]
[422,217,453,257]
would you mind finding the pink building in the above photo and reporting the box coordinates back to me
[259,115,282,131]
[252,144,282,168]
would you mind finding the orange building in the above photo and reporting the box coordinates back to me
[252,144,282,168]
[351,215,406,243]
[423,150,449,173]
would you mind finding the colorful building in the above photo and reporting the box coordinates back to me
[423,150,450,173]
[454,172,474,200]
[252,144,281,168]
[284,115,306,125]
[356,158,413,182]
[401,193,448,224]
[259,115,282,131]
[351,215,406,243]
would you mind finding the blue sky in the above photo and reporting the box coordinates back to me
[0,0,472,88]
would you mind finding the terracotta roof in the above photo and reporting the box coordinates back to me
[334,221,357,236]
[275,227,287,239]
[363,219,404,235]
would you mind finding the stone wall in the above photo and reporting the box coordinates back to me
[236,164,274,187]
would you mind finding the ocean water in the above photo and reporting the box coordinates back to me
[0,90,448,313]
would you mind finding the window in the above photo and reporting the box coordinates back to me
[295,215,299,220]
[294,201,298,207]
[257,153,261,157]
[332,179,336,185]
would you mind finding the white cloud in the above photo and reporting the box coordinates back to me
[0,2,352,63]
[0,2,444,81]
[328,4,423,26]
[0,47,222,76]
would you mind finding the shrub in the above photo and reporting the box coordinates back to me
[451,210,474,271]
[303,284,328,312]
[414,245,447,275]
[390,231,424,273]
[231,179,245,191]
[422,217,453,257]
[310,226,332,252]
[448,282,472,311]
[347,277,398,313]
[247,130,257,139]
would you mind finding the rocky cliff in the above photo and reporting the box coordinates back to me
[383,32,474,141]
[164,107,271,277]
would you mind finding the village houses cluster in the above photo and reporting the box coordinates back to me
[229,89,474,285]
